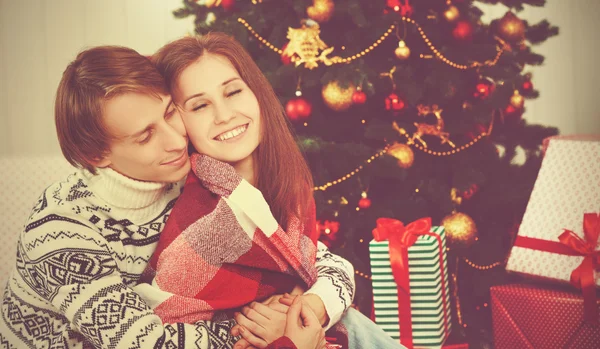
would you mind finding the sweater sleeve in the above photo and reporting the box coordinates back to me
[18,223,239,349]
[304,241,355,331]
[302,198,356,330]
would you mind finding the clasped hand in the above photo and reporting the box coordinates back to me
[231,286,326,349]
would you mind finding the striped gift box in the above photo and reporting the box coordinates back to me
[369,226,452,348]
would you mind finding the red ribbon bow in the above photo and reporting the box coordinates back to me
[372,217,449,347]
[559,213,600,323]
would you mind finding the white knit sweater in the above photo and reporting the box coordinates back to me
[0,168,355,349]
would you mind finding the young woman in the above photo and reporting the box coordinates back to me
[140,32,404,349]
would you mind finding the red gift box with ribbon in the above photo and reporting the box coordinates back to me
[506,136,600,322]
[491,283,600,348]
[370,217,452,348]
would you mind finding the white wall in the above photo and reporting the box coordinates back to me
[0,0,194,156]
[0,0,598,157]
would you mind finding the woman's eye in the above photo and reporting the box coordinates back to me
[227,89,242,97]
[192,103,208,111]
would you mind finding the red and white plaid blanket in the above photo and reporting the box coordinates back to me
[142,154,320,323]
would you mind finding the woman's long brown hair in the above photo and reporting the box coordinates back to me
[153,33,314,229]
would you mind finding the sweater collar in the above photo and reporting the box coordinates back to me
[85,167,170,210]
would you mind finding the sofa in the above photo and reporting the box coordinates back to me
[0,155,75,286]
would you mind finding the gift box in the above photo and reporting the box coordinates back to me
[491,283,600,349]
[506,136,600,285]
[506,136,600,321]
[370,218,452,348]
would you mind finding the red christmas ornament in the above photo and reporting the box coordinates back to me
[385,92,405,111]
[286,98,312,121]
[295,98,312,118]
[504,104,523,122]
[505,105,517,114]
[386,0,413,16]
[462,184,479,200]
[285,99,299,120]
[453,20,474,42]
[386,0,401,8]
[317,220,341,247]
[473,79,495,100]
[358,198,372,209]
[352,90,367,104]
[221,0,235,11]
[522,80,533,91]
[281,43,292,65]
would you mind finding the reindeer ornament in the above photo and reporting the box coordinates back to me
[393,104,456,148]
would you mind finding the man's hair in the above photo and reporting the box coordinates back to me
[55,46,168,174]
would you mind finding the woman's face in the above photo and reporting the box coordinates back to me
[174,53,261,167]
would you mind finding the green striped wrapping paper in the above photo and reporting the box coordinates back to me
[369,226,452,348]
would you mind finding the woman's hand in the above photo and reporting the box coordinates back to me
[231,286,307,348]
[232,301,287,348]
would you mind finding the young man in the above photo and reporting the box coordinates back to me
[0,46,354,349]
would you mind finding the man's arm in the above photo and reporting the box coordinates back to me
[299,241,356,330]
[18,224,239,349]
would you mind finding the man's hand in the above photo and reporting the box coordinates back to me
[283,296,326,349]
[279,293,329,327]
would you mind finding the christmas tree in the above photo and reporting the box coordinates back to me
[174,0,558,346]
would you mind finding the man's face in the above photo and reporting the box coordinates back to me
[96,92,190,183]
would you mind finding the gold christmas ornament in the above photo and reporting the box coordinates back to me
[203,0,222,8]
[407,105,456,148]
[510,90,525,109]
[394,40,411,60]
[497,11,526,42]
[307,0,335,23]
[443,5,460,23]
[321,81,355,111]
[387,143,414,169]
[283,21,338,69]
[441,212,478,248]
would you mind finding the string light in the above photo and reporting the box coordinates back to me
[240,16,505,70]
[238,18,395,64]
[355,270,372,280]
[462,257,504,270]
[355,262,503,279]
[401,132,487,156]
[313,145,390,191]
[401,16,506,70]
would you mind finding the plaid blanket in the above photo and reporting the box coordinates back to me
[142,154,320,323]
